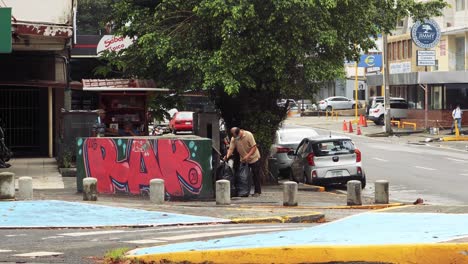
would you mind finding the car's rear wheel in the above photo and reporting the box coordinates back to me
[378,115,384,125]
[360,175,366,189]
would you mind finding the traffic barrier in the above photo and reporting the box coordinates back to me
[216,180,231,205]
[390,120,401,128]
[83,177,98,201]
[402,122,417,131]
[348,121,354,133]
[150,179,165,204]
[283,181,298,206]
[0,172,15,200]
[347,180,362,206]
[18,176,33,200]
[375,180,389,204]
[356,125,362,135]
[326,110,338,120]
[342,120,348,132]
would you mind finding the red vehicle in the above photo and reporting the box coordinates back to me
[169,111,194,134]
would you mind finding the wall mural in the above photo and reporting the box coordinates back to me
[76,137,213,199]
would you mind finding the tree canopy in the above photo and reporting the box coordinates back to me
[102,0,446,181]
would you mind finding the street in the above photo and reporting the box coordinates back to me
[308,125,468,205]
[0,223,312,263]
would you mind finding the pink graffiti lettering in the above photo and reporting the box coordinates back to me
[84,138,203,197]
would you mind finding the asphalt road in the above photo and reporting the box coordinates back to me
[313,128,468,205]
[0,223,313,264]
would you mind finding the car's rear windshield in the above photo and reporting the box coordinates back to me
[177,112,193,119]
[311,140,355,156]
[279,130,318,143]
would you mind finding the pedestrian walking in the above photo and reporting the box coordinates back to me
[451,104,463,134]
[224,127,262,197]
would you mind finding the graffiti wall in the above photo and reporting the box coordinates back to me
[76,137,213,200]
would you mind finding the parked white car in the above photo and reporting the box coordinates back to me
[368,98,408,125]
[318,96,356,111]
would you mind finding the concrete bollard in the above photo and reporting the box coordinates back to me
[216,180,230,205]
[375,180,389,204]
[0,172,15,200]
[347,180,362,206]
[83,177,98,201]
[283,181,298,206]
[150,179,165,204]
[18,177,33,200]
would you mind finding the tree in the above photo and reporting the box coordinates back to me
[76,0,115,35]
[104,0,446,182]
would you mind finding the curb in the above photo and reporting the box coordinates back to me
[127,243,468,264]
[298,184,325,192]
[233,202,404,210]
[230,212,325,224]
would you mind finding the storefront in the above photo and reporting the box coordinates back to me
[367,72,468,128]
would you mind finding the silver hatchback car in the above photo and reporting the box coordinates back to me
[289,136,366,188]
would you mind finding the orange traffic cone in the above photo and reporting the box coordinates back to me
[342,120,348,132]
[362,115,368,127]
[348,121,353,133]
[357,125,362,135]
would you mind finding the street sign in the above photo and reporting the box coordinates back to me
[0,8,12,53]
[411,19,441,49]
[358,54,382,68]
[417,50,436,66]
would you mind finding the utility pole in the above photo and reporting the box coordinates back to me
[382,33,392,133]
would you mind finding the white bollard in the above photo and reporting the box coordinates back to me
[18,176,33,200]
[150,179,165,204]
[0,172,15,200]
[283,181,298,206]
[375,180,389,204]
[83,177,98,201]
[347,180,362,206]
[216,180,230,205]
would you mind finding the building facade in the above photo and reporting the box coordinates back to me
[368,1,468,128]
[0,0,76,157]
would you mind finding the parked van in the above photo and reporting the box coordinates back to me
[368,97,408,125]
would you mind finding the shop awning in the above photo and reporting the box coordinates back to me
[81,79,170,92]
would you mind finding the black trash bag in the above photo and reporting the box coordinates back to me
[216,161,237,197]
[235,163,252,197]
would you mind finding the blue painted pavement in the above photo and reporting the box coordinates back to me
[131,212,468,256]
[0,200,228,228]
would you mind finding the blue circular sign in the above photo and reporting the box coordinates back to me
[411,19,441,49]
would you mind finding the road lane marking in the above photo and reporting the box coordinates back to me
[125,239,166,244]
[0,249,13,253]
[13,251,63,257]
[59,230,126,237]
[446,157,467,162]
[161,228,287,241]
[372,158,388,162]
[42,236,64,240]
[414,166,436,171]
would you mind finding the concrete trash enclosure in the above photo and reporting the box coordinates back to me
[76,136,214,200]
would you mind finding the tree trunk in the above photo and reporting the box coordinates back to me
[212,86,287,184]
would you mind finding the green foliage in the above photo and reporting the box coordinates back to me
[103,0,446,182]
[76,0,115,35]
[103,247,131,264]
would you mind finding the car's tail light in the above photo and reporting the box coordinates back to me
[319,100,325,104]
[276,147,292,154]
[312,170,318,178]
[373,109,380,113]
[355,149,361,162]
[307,153,315,166]
[357,167,362,176]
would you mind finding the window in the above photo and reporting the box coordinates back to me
[456,0,465,11]
[388,43,393,61]
[403,41,408,59]
[396,19,404,28]
[407,85,425,109]
[407,40,412,58]
[393,42,397,60]
[430,85,445,110]
[312,140,355,157]
[456,37,465,71]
